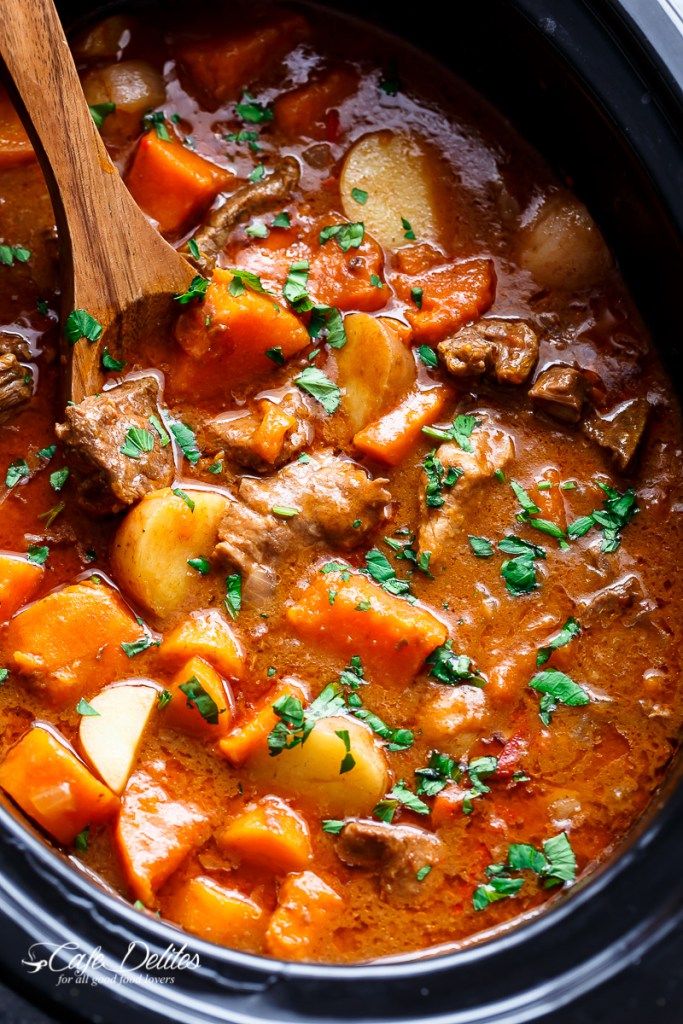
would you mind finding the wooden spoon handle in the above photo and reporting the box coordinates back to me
[0,0,190,311]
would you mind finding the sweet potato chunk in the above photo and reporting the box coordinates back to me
[353,387,447,466]
[5,580,141,703]
[176,13,308,107]
[160,609,244,681]
[275,66,358,137]
[251,399,298,464]
[0,89,35,168]
[0,552,43,623]
[393,258,496,344]
[287,567,447,684]
[174,268,310,382]
[0,726,118,844]
[125,132,233,235]
[115,761,210,905]
[216,794,312,873]
[218,678,307,766]
[265,871,342,959]
[164,656,234,739]
[164,876,265,947]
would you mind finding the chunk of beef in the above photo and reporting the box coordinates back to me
[0,353,32,424]
[213,451,391,573]
[529,365,586,423]
[198,391,312,472]
[0,332,31,361]
[335,819,442,900]
[578,574,655,629]
[583,397,649,471]
[419,423,515,563]
[55,376,175,514]
[186,157,300,272]
[438,318,539,385]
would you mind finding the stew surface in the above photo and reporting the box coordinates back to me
[0,2,681,964]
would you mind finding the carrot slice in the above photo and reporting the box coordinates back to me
[160,608,244,681]
[274,67,358,137]
[216,794,312,873]
[286,567,447,684]
[0,89,35,168]
[176,13,308,107]
[164,656,234,740]
[0,551,44,623]
[0,726,118,844]
[353,387,447,466]
[125,132,233,236]
[393,258,496,344]
[5,580,140,703]
[265,870,342,959]
[218,678,307,766]
[251,399,297,464]
[174,268,310,383]
[115,763,210,905]
[164,876,265,947]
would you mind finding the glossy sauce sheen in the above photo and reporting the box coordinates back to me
[0,3,682,963]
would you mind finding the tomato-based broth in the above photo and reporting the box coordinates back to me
[0,2,681,964]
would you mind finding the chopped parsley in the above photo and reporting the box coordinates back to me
[422,450,462,508]
[142,110,170,140]
[246,218,269,238]
[49,468,69,492]
[74,826,90,852]
[169,420,201,464]
[537,617,581,667]
[401,217,416,241]
[172,487,195,511]
[322,819,346,835]
[422,413,478,450]
[5,459,29,489]
[64,309,103,345]
[27,545,49,565]
[567,482,638,552]
[427,641,484,686]
[266,346,285,365]
[498,535,546,596]
[227,267,269,296]
[235,93,274,124]
[529,669,590,725]
[157,689,172,710]
[468,535,494,558]
[174,275,208,304]
[411,286,423,309]
[0,669,8,685]
[187,556,211,575]
[0,243,31,266]
[121,632,159,657]
[37,445,56,461]
[364,547,411,598]
[272,211,291,228]
[187,238,201,260]
[373,780,429,823]
[89,102,116,128]
[350,187,368,205]
[283,260,313,312]
[101,348,125,371]
[224,128,261,152]
[319,222,365,252]
[418,344,438,368]
[308,305,347,349]
[76,697,99,717]
[271,505,299,518]
[294,367,341,414]
[225,573,242,620]
[336,728,356,774]
[149,415,170,446]
[120,427,154,460]
[268,683,346,755]
[473,833,577,910]
[416,865,432,882]
[248,163,266,183]
[179,677,221,724]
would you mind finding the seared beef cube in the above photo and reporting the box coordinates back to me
[55,376,174,514]
[583,397,649,471]
[529,365,586,423]
[578,574,654,628]
[438,318,539,385]
[0,353,32,425]
[213,451,391,575]
[335,819,442,900]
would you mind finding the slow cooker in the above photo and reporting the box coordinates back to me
[0,1,682,1021]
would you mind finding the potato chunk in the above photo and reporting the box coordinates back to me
[82,61,165,145]
[340,131,443,250]
[516,193,612,291]
[335,313,415,435]
[249,715,389,816]
[79,681,158,794]
[111,487,230,619]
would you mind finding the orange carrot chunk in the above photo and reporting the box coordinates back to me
[218,678,307,767]
[115,763,210,905]
[164,876,265,947]
[0,551,44,623]
[5,580,141,703]
[174,268,310,383]
[251,400,297,464]
[125,132,233,236]
[0,726,119,844]
[274,66,358,137]
[164,656,234,740]
[265,870,342,959]
[176,13,308,107]
[160,608,244,681]
[353,387,447,466]
[393,258,496,344]
[216,794,312,873]
[286,567,448,684]
[0,89,35,168]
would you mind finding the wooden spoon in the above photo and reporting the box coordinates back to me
[0,0,196,404]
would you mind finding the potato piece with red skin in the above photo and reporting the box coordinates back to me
[0,726,119,844]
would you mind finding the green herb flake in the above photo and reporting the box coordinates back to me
[120,427,155,460]
[235,93,274,124]
[271,505,299,518]
[322,819,346,835]
[142,110,171,140]
[121,632,159,658]
[5,459,29,489]
[65,309,103,346]
[410,285,423,309]
[350,187,368,205]
[294,366,341,414]
[468,535,494,559]
[225,573,242,620]
[529,669,590,725]
[283,260,313,312]
[537,617,581,667]
[319,222,365,252]
[187,556,211,575]
[76,697,100,717]
[74,826,90,852]
[335,728,356,774]
[246,218,269,238]
[427,640,484,687]
[418,344,438,368]
[401,216,416,241]
[170,421,201,464]
[308,304,347,349]
[227,267,269,296]
[416,865,432,882]
[248,163,266,184]
[49,467,69,492]
[27,545,49,565]
[157,689,172,710]
[173,275,208,305]
[172,487,195,511]
[179,676,221,724]
[272,211,291,229]
[37,444,56,461]
[101,348,125,371]
[89,102,116,128]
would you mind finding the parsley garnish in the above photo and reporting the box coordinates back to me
[172,487,195,511]
[350,187,368,205]
[169,421,201,464]
[468,536,494,558]
[74,826,90,851]
[423,450,462,508]
[120,427,154,460]
[64,309,103,345]
[235,93,274,124]
[246,218,269,238]
[121,632,159,657]
[473,832,577,910]
[529,669,590,725]
[76,697,99,717]
[142,110,170,140]
[537,617,581,667]
[567,482,638,552]
[283,260,313,312]
[225,128,261,152]
[179,676,221,724]
[49,467,69,492]
[27,545,49,565]
[319,222,364,252]
[294,367,341,414]
[5,459,29,488]
[336,728,356,774]
[322,819,346,835]
[101,348,125,371]
[174,275,208,304]
[427,641,484,686]
[411,286,423,309]
[187,556,211,575]
[265,346,285,365]
[272,505,299,518]
[364,547,412,598]
[248,163,266,183]
[373,780,429,823]
[498,535,546,596]
[157,689,172,710]
[418,345,438,368]
[401,217,416,241]
[225,573,242,620]
[89,102,116,128]
[272,211,291,228]
[308,305,347,349]
[0,243,31,266]
[227,267,269,295]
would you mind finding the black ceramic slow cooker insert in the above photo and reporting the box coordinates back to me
[0,1,682,1021]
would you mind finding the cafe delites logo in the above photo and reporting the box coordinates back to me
[21,940,201,986]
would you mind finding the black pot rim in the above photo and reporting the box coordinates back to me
[1,1,682,1021]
